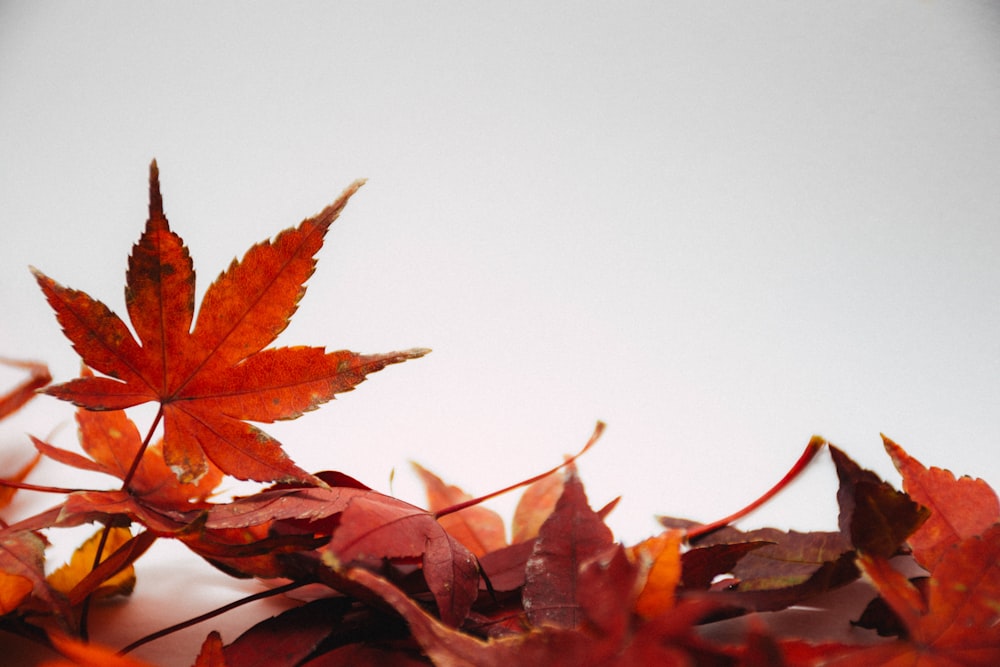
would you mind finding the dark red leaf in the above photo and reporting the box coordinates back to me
[522,466,614,629]
[830,445,929,557]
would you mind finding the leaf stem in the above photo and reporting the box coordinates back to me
[0,479,83,494]
[435,421,605,519]
[79,525,112,641]
[687,436,827,542]
[117,580,307,655]
[80,405,165,639]
[121,405,165,491]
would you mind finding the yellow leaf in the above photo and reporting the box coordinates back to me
[48,527,136,601]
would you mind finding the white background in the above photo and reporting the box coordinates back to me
[1,2,999,664]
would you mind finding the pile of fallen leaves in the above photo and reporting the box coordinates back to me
[2,163,998,666]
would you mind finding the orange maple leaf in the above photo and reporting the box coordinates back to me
[33,401,223,509]
[0,571,32,615]
[33,162,427,484]
[629,529,684,619]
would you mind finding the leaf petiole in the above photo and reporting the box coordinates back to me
[120,405,164,491]
[687,436,827,542]
[117,580,308,655]
[435,421,605,519]
[80,405,165,639]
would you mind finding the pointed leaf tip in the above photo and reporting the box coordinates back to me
[36,165,422,486]
[149,159,163,219]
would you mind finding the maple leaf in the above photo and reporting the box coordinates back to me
[658,446,928,617]
[830,445,929,558]
[831,524,1000,666]
[32,161,427,484]
[883,434,1000,570]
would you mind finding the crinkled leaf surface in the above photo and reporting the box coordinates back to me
[33,162,426,484]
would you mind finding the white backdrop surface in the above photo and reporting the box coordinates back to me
[1,2,999,664]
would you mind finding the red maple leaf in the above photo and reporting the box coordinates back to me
[883,434,1000,570]
[831,525,1000,666]
[32,161,427,484]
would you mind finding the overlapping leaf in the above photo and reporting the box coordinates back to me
[412,462,507,558]
[194,477,479,627]
[522,466,614,629]
[47,526,139,604]
[33,162,427,484]
[34,403,222,509]
[0,527,68,622]
[836,525,1000,666]
[7,161,1000,666]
